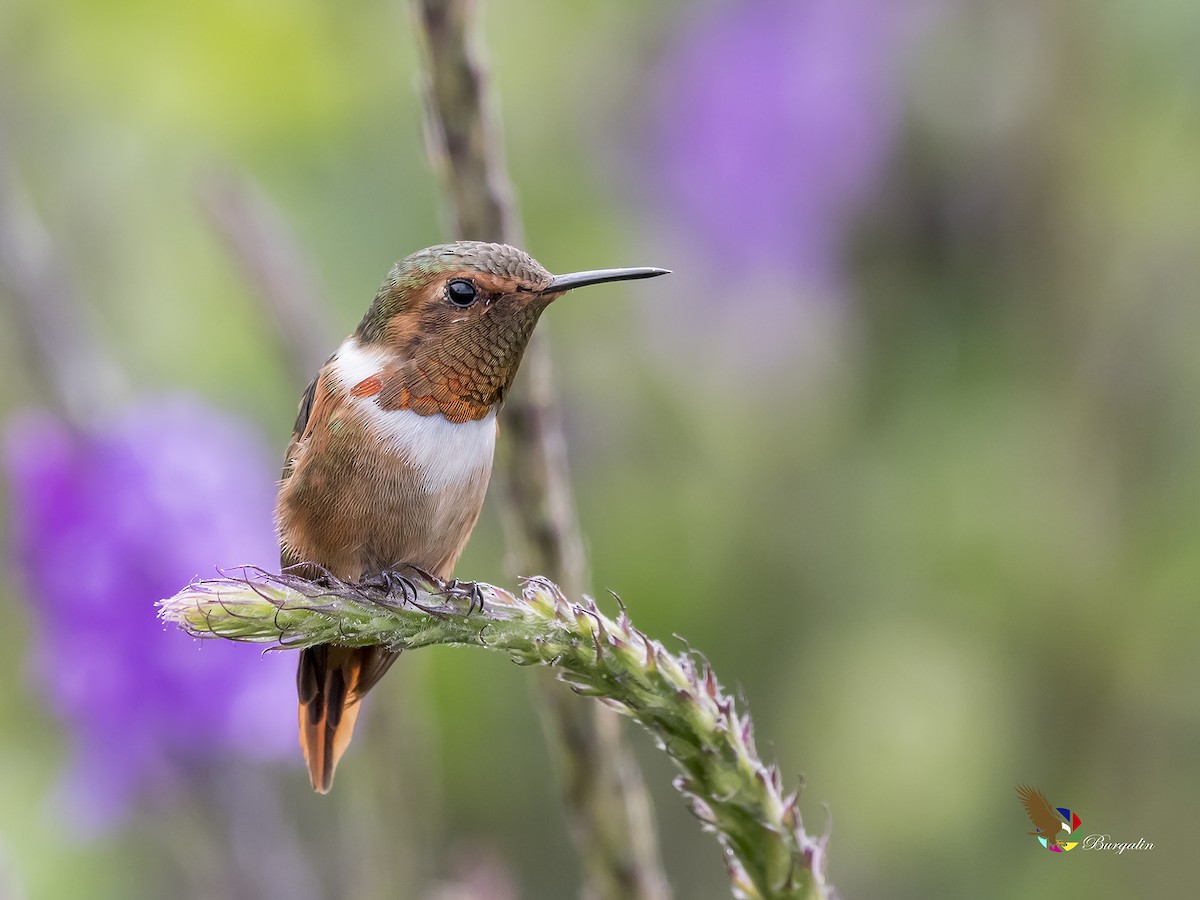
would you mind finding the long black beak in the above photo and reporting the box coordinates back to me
[543,266,670,294]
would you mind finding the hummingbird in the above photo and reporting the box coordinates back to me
[276,241,668,792]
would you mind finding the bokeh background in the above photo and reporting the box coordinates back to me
[1,0,1197,897]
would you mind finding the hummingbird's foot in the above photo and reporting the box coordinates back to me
[362,568,418,606]
[363,567,455,618]
[444,579,485,616]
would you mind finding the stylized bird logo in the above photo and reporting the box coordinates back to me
[1016,785,1071,849]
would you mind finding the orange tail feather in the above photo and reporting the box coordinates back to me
[296,645,398,792]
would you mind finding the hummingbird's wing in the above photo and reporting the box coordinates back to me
[1016,785,1066,836]
[288,375,315,458]
[280,367,324,484]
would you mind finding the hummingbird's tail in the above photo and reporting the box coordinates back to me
[296,644,399,792]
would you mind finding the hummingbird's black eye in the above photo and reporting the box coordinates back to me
[446,278,478,307]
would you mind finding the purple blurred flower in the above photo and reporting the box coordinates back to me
[651,0,931,291]
[3,397,295,830]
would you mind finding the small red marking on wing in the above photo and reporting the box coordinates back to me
[351,375,383,397]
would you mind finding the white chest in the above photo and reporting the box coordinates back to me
[330,338,497,492]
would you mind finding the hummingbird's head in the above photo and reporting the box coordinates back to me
[353,241,667,420]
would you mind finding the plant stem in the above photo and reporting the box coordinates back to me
[161,571,833,900]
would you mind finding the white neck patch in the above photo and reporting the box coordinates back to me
[330,337,389,392]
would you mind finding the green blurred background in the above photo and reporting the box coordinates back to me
[1,0,1197,897]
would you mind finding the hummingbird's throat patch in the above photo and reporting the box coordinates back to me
[334,336,508,424]
[354,376,493,423]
